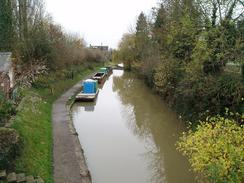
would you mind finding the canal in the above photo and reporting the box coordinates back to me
[71,70,195,183]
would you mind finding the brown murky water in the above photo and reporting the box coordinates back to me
[71,70,195,183]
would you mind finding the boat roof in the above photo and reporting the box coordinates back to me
[118,63,124,67]
[100,67,107,69]
[84,79,96,82]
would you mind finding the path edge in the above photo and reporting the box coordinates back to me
[52,79,92,183]
[66,94,92,181]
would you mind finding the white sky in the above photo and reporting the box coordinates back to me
[45,0,158,48]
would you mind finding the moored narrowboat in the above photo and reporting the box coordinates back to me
[92,72,106,84]
[99,67,113,76]
[114,63,124,70]
[76,79,99,101]
[99,67,108,75]
[105,66,113,76]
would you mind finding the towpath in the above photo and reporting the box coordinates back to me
[52,80,91,183]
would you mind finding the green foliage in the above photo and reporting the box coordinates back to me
[0,0,105,177]
[0,0,14,51]
[135,12,150,62]
[115,1,244,182]
[153,5,168,52]
[12,65,101,183]
[32,75,51,89]
[169,13,198,62]
[174,72,243,120]
[12,91,53,182]
[113,33,136,70]
[0,0,107,71]
[116,0,243,121]
[0,128,21,169]
[177,115,244,183]
[0,92,15,126]
[153,57,180,100]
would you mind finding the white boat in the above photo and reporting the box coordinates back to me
[75,79,99,102]
[75,89,99,102]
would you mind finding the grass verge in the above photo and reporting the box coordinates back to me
[11,63,102,183]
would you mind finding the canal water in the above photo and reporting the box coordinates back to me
[71,70,195,183]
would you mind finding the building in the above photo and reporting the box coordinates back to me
[0,52,14,98]
[89,45,109,52]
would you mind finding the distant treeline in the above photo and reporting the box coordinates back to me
[113,0,244,121]
[0,0,106,72]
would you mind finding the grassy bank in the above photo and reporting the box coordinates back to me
[11,63,102,183]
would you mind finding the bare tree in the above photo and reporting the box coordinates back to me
[196,0,244,25]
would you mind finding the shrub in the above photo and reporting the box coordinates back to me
[0,91,15,126]
[0,128,21,169]
[32,75,50,89]
[153,57,181,101]
[174,73,243,121]
[177,115,244,183]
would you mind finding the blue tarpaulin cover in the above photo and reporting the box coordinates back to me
[83,79,97,94]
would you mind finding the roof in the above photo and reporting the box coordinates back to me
[89,45,109,51]
[85,79,96,82]
[0,52,12,72]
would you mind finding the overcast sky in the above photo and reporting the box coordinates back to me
[45,0,158,48]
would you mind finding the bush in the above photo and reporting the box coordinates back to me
[177,115,244,183]
[0,128,21,169]
[32,75,50,89]
[0,92,16,126]
[174,73,243,121]
[153,57,181,101]
[32,69,73,89]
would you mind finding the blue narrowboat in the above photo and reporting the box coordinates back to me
[75,79,99,101]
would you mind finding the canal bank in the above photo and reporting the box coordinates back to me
[10,64,101,183]
[52,66,114,183]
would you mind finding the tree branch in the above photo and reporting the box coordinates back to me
[216,0,222,22]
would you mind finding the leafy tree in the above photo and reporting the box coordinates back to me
[135,12,150,63]
[116,0,243,121]
[116,2,244,182]
[170,13,199,62]
[236,19,244,76]
[115,33,136,70]
[153,57,180,99]
[152,3,168,51]
[0,0,14,51]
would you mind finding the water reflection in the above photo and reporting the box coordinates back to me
[73,100,97,112]
[72,70,195,183]
[112,72,194,183]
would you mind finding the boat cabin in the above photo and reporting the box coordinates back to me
[76,79,99,102]
[99,67,108,75]
[92,72,106,84]
[83,79,98,94]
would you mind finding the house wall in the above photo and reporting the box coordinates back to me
[9,67,14,88]
[0,73,11,98]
